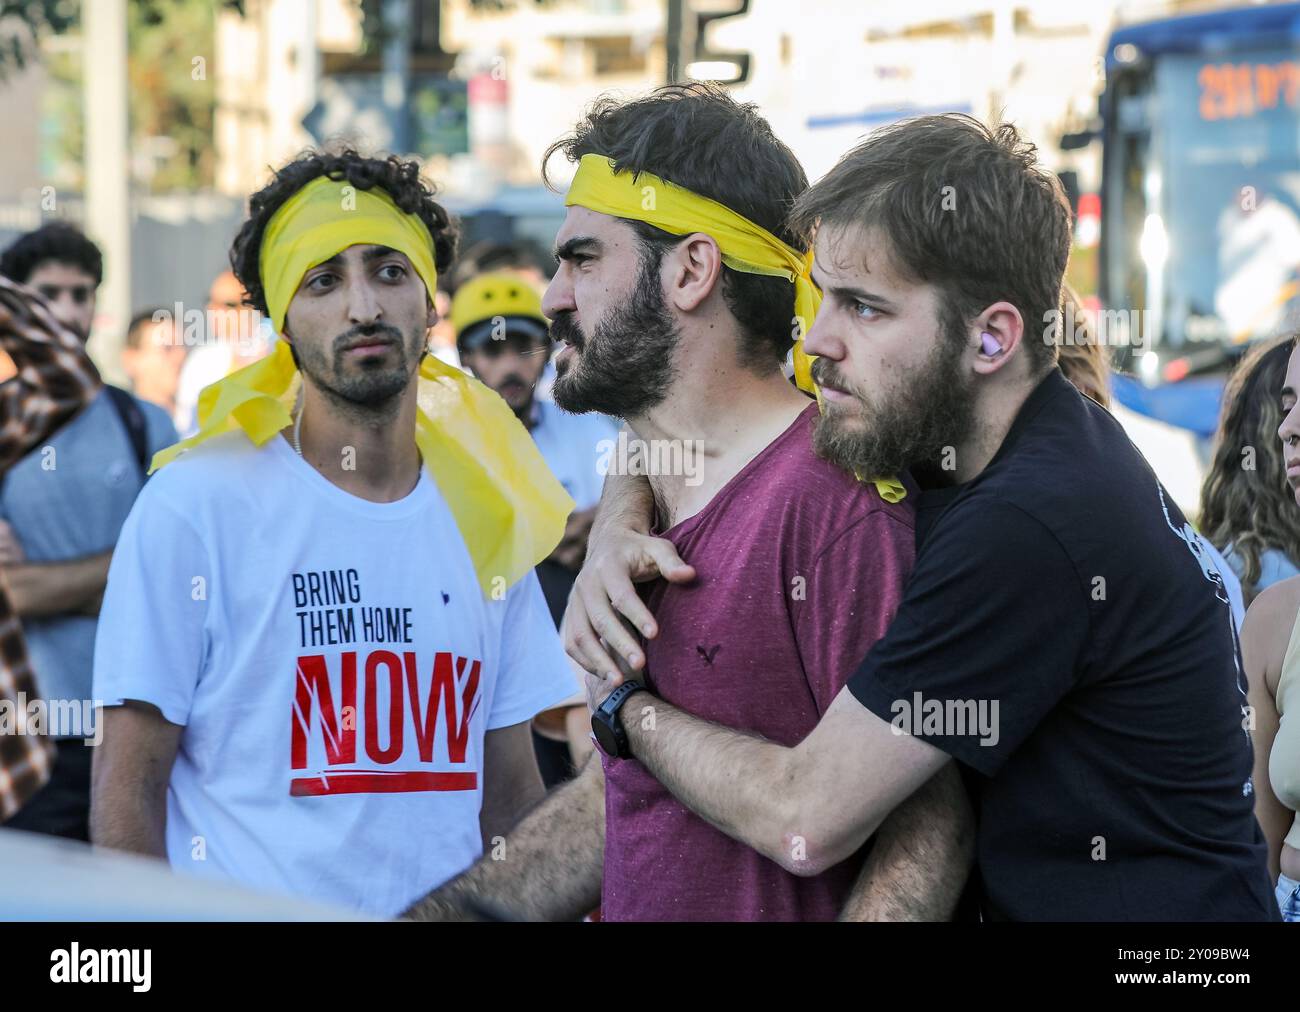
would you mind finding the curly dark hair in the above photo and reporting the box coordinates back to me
[542,82,809,370]
[229,149,458,318]
[0,221,103,287]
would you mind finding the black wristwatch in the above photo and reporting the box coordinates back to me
[591,680,644,760]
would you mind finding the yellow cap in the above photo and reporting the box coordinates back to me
[450,273,547,335]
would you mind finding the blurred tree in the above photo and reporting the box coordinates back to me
[41,40,81,191]
[0,1,77,79]
[3,1,248,193]
[127,0,218,191]
[1,1,246,77]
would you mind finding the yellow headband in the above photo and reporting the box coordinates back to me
[151,175,573,596]
[260,176,442,334]
[564,154,904,503]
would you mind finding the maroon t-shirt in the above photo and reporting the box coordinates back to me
[600,404,916,921]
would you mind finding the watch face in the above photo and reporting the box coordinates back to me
[591,712,620,758]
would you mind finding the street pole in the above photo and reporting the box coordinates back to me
[666,0,684,84]
[82,0,130,382]
[382,0,411,154]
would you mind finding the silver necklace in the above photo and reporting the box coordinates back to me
[291,408,422,489]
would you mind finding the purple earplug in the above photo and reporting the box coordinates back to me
[980,331,1001,356]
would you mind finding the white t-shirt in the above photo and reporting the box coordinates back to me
[172,344,232,437]
[93,431,574,917]
[173,323,274,437]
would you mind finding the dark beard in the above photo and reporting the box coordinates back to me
[295,322,419,419]
[811,320,977,480]
[549,255,679,418]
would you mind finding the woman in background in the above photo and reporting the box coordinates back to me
[1202,337,1300,605]
[1240,335,1300,921]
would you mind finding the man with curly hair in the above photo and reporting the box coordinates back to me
[89,151,578,916]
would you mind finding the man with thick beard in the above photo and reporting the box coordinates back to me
[406,83,973,922]
[567,114,1278,922]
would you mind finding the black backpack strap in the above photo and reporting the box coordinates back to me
[105,384,150,483]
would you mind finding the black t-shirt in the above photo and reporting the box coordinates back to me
[849,369,1278,921]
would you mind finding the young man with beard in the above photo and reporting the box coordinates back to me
[407,84,973,923]
[89,151,576,916]
[569,114,1278,922]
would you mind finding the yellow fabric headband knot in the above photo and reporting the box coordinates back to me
[150,174,573,596]
[564,154,905,504]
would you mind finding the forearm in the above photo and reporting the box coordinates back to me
[405,756,606,922]
[91,705,180,860]
[90,768,169,860]
[591,464,655,540]
[621,691,807,871]
[617,686,945,877]
[565,705,595,769]
[5,551,111,617]
[91,797,168,860]
[838,763,974,921]
[479,761,547,848]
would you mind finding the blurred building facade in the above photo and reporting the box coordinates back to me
[210,1,1243,193]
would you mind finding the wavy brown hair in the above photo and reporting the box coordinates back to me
[1200,335,1300,602]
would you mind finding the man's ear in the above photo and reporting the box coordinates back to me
[667,233,723,314]
[973,301,1026,376]
[426,295,439,331]
[278,325,301,369]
